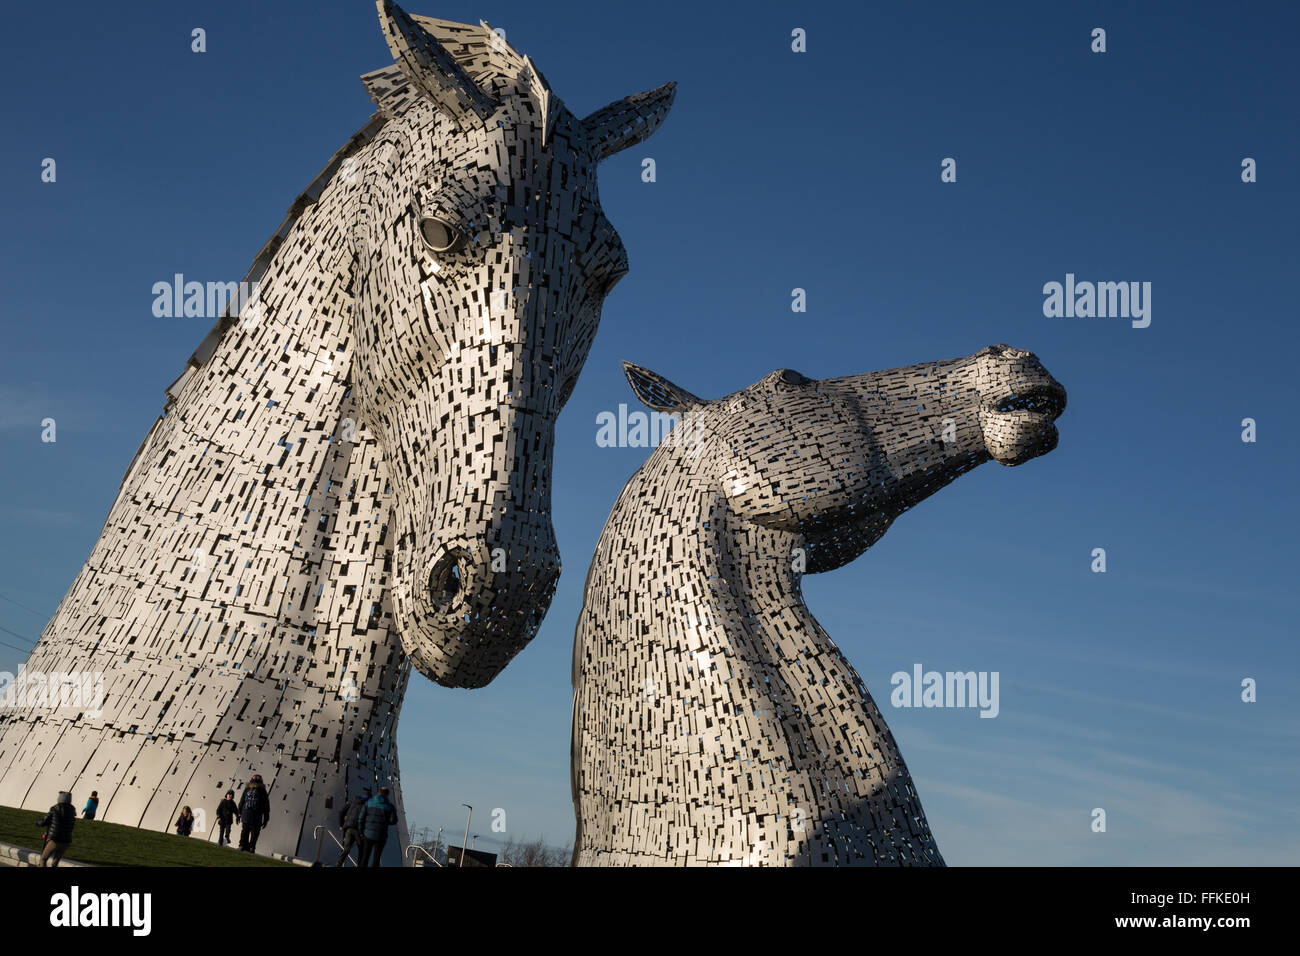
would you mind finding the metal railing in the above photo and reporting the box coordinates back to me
[404,843,443,867]
[312,825,358,867]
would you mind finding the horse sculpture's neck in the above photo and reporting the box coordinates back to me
[0,130,414,863]
[571,389,988,866]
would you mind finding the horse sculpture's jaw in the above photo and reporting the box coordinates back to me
[355,355,565,689]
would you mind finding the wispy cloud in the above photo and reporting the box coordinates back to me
[1010,678,1298,739]
[0,386,58,431]
[0,384,102,433]
[907,723,1298,865]
[6,507,82,526]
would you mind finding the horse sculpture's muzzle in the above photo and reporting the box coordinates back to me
[404,513,562,689]
[976,345,1068,467]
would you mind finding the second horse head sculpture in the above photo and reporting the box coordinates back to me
[571,345,1066,865]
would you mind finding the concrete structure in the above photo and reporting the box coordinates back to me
[0,2,673,864]
[571,346,1066,865]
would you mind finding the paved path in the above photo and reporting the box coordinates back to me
[0,840,91,867]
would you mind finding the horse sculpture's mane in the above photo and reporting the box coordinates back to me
[165,118,384,409]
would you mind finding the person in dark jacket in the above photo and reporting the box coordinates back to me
[82,791,99,820]
[237,774,271,852]
[334,787,371,866]
[36,792,76,867]
[356,786,398,867]
[175,806,195,836]
[215,790,239,847]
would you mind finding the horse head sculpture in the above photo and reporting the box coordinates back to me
[571,345,1066,865]
[0,3,673,862]
[356,2,675,687]
[685,344,1065,570]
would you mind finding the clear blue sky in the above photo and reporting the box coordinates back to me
[1,0,1296,864]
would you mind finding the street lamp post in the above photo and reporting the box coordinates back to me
[460,804,472,868]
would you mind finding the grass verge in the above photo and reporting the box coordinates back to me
[0,804,296,867]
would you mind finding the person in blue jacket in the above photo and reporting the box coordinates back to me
[356,786,398,867]
[82,791,99,820]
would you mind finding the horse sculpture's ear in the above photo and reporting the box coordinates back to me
[623,362,703,413]
[581,82,677,161]
[517,55,559,149]
[376,0,499,129]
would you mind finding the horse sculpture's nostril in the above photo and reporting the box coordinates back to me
[429,549,470,613]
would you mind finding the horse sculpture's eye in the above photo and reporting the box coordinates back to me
[419,217,462,253]
[776,369,809,388]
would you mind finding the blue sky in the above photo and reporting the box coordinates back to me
[1,0,1296,864]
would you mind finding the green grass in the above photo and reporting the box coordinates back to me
[0,805,297,867]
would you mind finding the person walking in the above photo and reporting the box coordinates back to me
[215,790,239,847]
[237,773,271,853]
[356,786,398,867]
[82,791,99,820]
[36,792,76,867]
[335,787,370,866]
[175,806,195,837]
